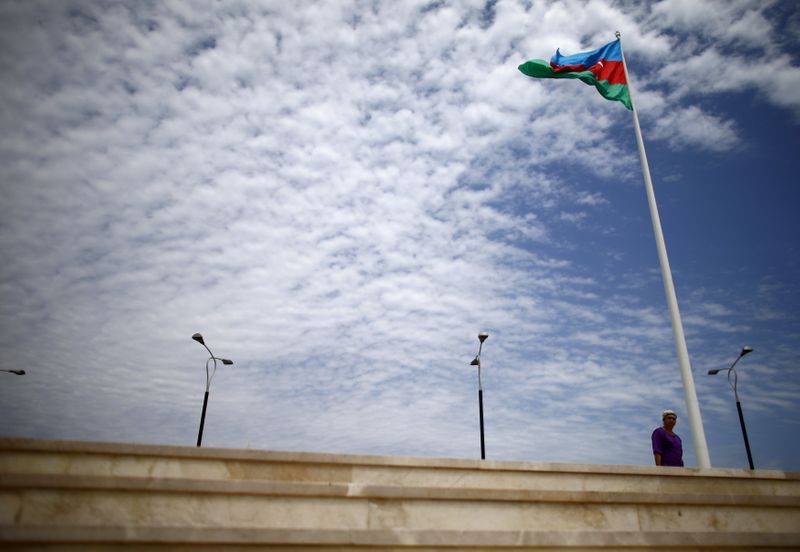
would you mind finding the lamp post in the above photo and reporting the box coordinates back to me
[0,369,25,376]
[470,332,489,460]
[708,346,754,469]
[192,333,233,447]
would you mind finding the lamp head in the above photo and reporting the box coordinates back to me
[478,332,488,343]
[192,333,205,345]
[740,346,753,357]
[707,369,721,375]
[470,356,480,366]
[221,358,233,365]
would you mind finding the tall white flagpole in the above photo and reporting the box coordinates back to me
[615,31,711,468]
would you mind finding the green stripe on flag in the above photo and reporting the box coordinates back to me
[518,60,632,110]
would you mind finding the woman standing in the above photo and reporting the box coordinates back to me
[652,409,684,467]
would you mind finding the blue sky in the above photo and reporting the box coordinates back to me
[1,0,798,471]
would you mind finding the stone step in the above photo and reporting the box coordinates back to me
[1,438,799,549]
[2,438,798,497]
[2,473,798,507]
[3,525,800,550]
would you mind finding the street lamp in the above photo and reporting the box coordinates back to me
[192,333,233,447]
[470,332,489,460]
[0,369,25,376]
[708,346,754,469]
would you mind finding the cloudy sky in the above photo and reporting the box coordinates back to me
[1,0,798,471]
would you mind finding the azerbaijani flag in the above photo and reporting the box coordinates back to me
[518,39,632,110]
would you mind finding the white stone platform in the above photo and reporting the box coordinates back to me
[1,438,799,549]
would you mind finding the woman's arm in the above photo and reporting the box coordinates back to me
[654,452,662,466]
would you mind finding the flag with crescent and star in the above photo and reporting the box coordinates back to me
[518,39,632,110]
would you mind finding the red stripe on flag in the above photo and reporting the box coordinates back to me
[590,60,626,85]
[550,62,588,73]
[550,59,627,85]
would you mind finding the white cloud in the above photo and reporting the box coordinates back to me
[575,191,608,206]
[650,0,777,48]
[655,47,800,116]
[649,105,740,151]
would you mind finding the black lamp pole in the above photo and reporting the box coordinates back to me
[735,396,754,470]
[708,346,754,469]
[192,333,233,447]
[470,332,489,460]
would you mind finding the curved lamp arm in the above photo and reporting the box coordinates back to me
[725,347,751,402]
[708,346,752,401]
[193,333,233,392]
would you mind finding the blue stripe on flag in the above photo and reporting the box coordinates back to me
[550,39,623,68]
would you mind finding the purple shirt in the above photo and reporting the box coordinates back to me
[652,427,684,466]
